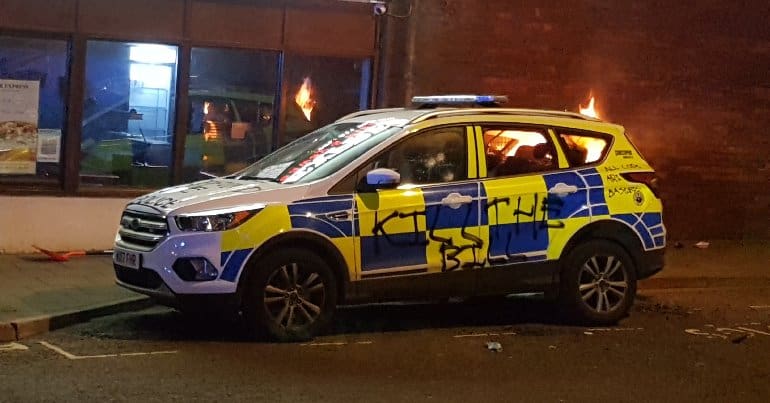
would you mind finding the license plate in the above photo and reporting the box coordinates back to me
[113,249,140,270]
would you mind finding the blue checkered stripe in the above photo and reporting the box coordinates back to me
[613,213,665,250]
[287,195,355,238]
[542,168,609,219]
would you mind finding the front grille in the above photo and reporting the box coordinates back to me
[115,265,164,289]
[117,210,169,251]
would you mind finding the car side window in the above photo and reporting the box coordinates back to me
[372,126,468,185]
[482,127,555,177]
[558,131,610,166]
[329,126,468,194]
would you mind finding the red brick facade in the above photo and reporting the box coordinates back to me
[379,0,770,239]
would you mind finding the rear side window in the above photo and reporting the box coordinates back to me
[482,126,556,177]
[558,131,610,166]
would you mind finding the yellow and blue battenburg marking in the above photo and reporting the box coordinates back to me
[612,213,665,249]
[543,168,609,218]
[287,195,356,238]
[216,167,662,283]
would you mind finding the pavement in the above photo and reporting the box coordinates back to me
[0,239,767,342]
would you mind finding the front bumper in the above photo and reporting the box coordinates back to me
[115,265,240,311]
[113,228,252,307]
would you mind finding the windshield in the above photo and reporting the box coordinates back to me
[233,119,404,184]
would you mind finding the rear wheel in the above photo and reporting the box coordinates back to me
[559,240,637,325]
[243,249,337,341]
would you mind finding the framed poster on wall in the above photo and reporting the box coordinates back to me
[0,79,40,174]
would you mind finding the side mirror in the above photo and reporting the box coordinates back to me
[362,168,400,191]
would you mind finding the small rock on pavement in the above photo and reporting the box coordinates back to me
[486,341,503,352]
[548,345,557,350]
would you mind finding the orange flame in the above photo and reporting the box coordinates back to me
[579,137,606,163]
[295,77,315,121]
[579,96,599,119]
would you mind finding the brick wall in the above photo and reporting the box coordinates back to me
[380,0,770,239]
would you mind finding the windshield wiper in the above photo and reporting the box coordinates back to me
[235,175,281,183]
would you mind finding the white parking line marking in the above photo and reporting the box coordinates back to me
[0,342,29,352]
[453,332,517,338]
[300,342,346,347]
[749,305,770,310]
[587,327,644,332]
[737,327,770,336]
[39,341,177,360]
[39,341,79,359]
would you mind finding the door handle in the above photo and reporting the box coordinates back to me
[547,183,579,197]
[326,211,351,221]
[441,192,473,209]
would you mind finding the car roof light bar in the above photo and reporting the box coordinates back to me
[411,95,509,108]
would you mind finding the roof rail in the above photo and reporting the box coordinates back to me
[335,107,405,122]
[410,108,600,124]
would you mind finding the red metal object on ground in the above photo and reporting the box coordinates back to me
[32,245,112,262]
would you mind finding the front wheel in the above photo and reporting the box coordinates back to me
[243,249,337,342]
[558,240,637,325]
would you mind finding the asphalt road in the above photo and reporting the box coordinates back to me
[2,286,770,403]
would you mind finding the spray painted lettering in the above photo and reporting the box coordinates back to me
[369,192,568,272]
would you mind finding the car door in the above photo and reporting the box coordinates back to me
[475,124,566,294]
[353,125,483,281]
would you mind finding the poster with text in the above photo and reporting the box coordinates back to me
[0,79,40,174]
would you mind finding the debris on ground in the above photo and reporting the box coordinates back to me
[583,331,594,335]
[486,341,503,352]
[673,241,684,249]
[694,241,710,249]
[548,345,558,350]
[730,334,749,344]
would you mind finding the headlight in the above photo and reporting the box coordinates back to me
[175,209,261,232]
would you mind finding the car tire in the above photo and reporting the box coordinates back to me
[243,248,337,342]
[558,240,637,326]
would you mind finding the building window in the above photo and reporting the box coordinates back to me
[184,47,279,182]
[81,41,178,188]
[283,55,371,146]
[0,36,69,181]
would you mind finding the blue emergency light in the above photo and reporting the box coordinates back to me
[411,95,508,107]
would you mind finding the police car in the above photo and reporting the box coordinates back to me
[113,95,665,341]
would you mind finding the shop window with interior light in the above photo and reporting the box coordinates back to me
[80,41,178,188]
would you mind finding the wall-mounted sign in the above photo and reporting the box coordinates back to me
[0,79,40,174]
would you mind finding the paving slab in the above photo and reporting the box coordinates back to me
[0,254,151,341]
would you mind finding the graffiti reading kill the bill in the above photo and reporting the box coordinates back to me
[371,193,566,271]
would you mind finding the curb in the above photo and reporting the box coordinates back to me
[0,296,153,342]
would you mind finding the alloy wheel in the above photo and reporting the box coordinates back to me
[577,255,629,314]
[263,263,326,330]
